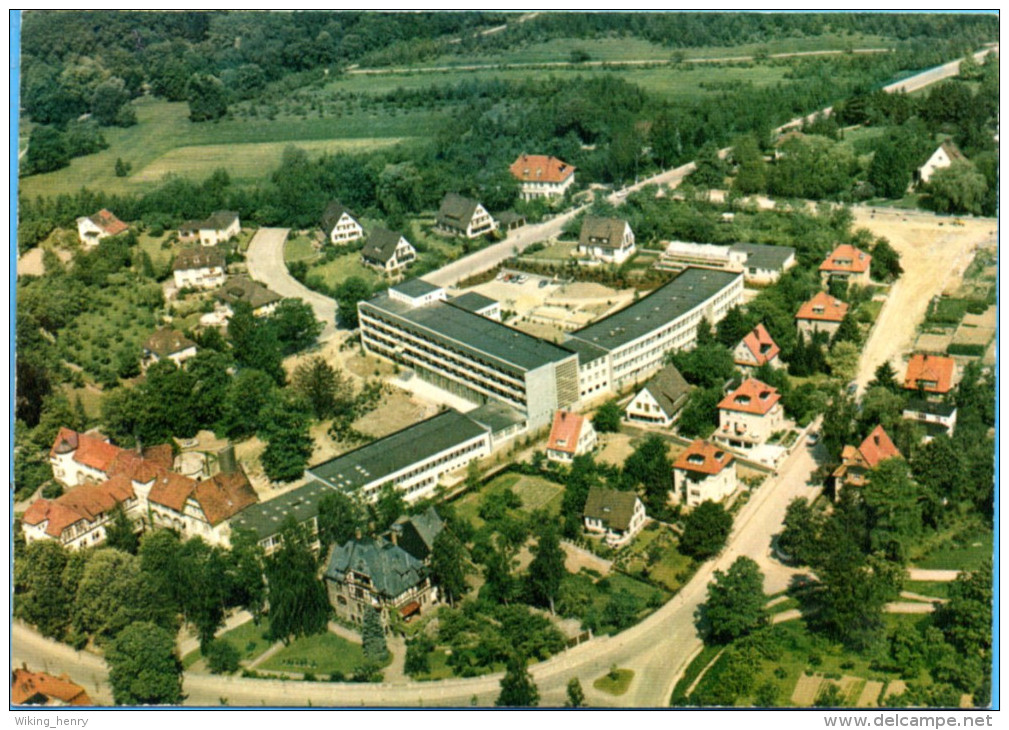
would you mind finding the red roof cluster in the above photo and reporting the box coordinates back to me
[50,427,122,473]
[820,244,871,274]
[673,439,734,475]
[11,667,92,706]
[903,353,955,394]
[509,154,576,184]
[795,291,849,323]
[23,474,136,538]
[737,324,780,366]
[547,410,588,455]
[718,377,781,416]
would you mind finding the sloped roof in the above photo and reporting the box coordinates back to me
[820,244,871,274]
[11,668,92,706]
[509,154,575,183]
[858,425,902,467]
[437,192,481,228]
[582,487,641,532]
[194,470,259,526]
[393,506,445,561]
[148,471,196,513]
[547,410,587,455]
[23,475,135,538]
[215,277,282,310]
[795,291,848,323]
[85,209,128,236]
[174,246,226,272]
[903,353,955,394]
[200,210,239,231]
[321,200,358,234]
[737,324,780,366]
[144,328,197,358]
[579,216,629,248]
[325,537,427,599]
[673,439,734,475]
[718,377,781,415]
[50,428,124,473]
[362,228,407,264]
[642,364,691,417]
[903,398,957,418]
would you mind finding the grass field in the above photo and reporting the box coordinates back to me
[259,631,369,677]
[914,532,993,572]
[453,471,565,529]
[19,97,434,199]
[617,524,694,593]
[413,34,894,67]
[182,617,274,669]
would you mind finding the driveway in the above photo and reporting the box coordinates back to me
[245,227,338,341]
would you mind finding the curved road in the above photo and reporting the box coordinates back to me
[245,227,338,340]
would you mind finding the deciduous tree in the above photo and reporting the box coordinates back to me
[697,556,767,644]
[106,622,183,705]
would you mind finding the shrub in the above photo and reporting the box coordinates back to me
[205,640,241,674]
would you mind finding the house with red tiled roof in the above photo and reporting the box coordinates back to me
[716,377,784,450]
[819,244,872,287]
[11,666,93,706]
[672,439,738,507]
[733,324,781,372]
[831,425,903,493]
[795,291,849,339]
[509,154,576,201]
[76,209,129,248]
[545,410,597,463]
[34,427,258,549]
[903,353,956,395]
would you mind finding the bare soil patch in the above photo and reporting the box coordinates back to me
[596,432,637,467]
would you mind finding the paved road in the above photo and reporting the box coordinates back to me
[245,227,338,340]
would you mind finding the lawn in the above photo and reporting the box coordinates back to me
[902,581,951,600]
[182,617,275,669]
[284,235,320,264]
[523,241,577,261]
[259,631,369,677]
[136,231,175,271]
[913,530,993,572]
[593,668,635,696]
[453,471,565,529]
[670,644,723,704]
[617,524,694,593]
[305,252,383,291]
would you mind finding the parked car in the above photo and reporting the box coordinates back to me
[807,431,820,446]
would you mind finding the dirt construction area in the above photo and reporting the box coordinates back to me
[851,207,997,392]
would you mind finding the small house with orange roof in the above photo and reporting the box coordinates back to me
[733,323,781,372]
[76,209,128,248]
[672,439,738,507]
[795,291,849,338]
[11,666,92,706]
[545,410,597,463]
[819,244,872,287]
[903,353,956,395]
[509,154,576,201]
[832,424,903,493]
[716,377,784,450]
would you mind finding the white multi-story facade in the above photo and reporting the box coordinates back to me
[716,378,785,450]
[672,439,738,507]
[198,211,241,246]
[321,201,365,245]
[173,247,227,290]
[509,154,576,201]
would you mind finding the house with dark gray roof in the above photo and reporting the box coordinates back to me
[583,487,647,547]
[902,398,957,441]
[173,246,227,290]
[565,267,743,390]
[197,211,240,246]
[390,506,445,562]
[361,228,416,277]
[214,276,282,317]
[227,479,334,554]
[624,364,691,427]
[308,408,491,504]
[435,193,497,239]
[143,328,197,369]
[578,216,636,264]
[324,536,436,625]
[321,201,364,245]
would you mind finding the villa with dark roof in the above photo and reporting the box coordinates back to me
[390,507,445,562]
[143,328,197,369]
[624,363,691,427]
[361,228,416,277]
[196,210,240,246]
[324,536,437,626]
[578,216,636,264]
[214,276,282,317]
[582,487,647,547]
[173,246,227,290]
[321,200,364,245]
[435,193,497,239]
